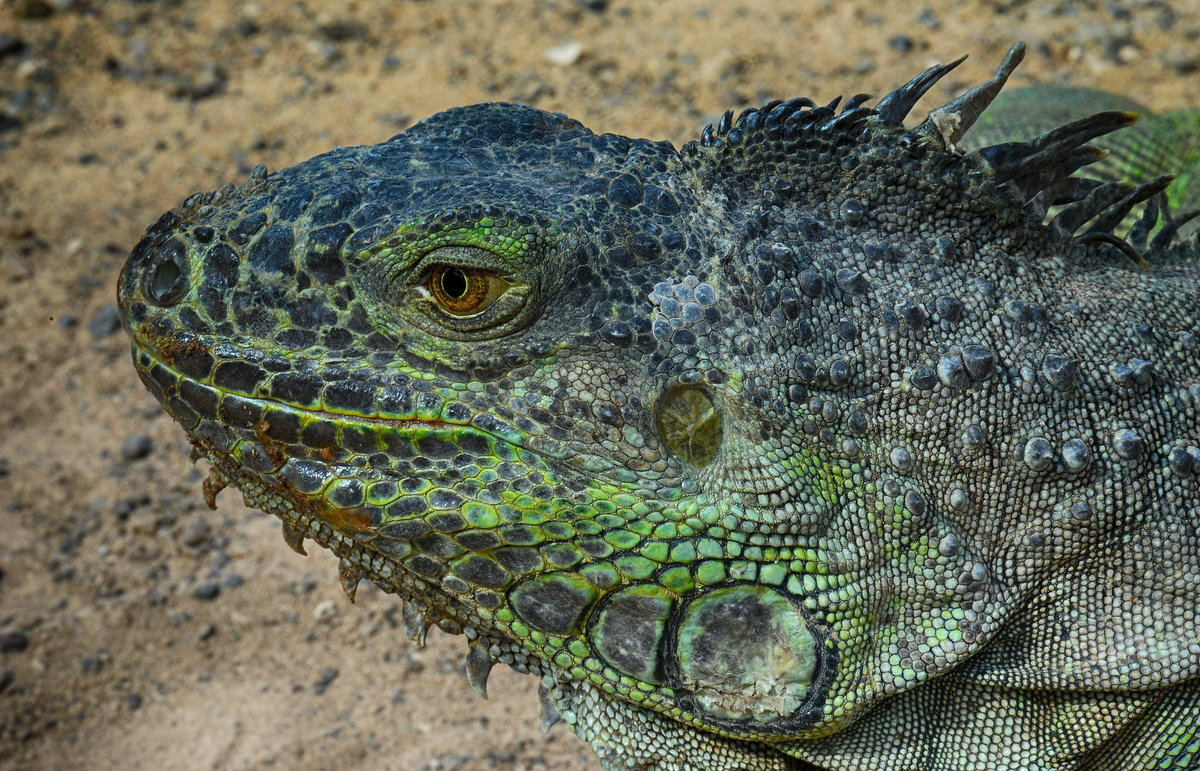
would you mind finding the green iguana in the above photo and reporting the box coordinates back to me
[117,43,1200,769]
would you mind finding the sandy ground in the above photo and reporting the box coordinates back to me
[1,1,1198,769]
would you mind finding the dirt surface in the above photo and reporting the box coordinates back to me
[1,1,1198,769]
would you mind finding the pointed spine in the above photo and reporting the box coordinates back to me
[979,111,1140,187]
[716,109,733,135]
[1011,146,1110,204]
[537,679,562,731]
[338,557,363,603]
[843,93,873,111]
[1087,175,1174,234]
[281,520,307,556]
[1128,194,1162,250]
[403,601,431,649]
[201,467,227,510]
[1054,181,1141,236]
[875,54,968,126]
[924,42,1025,145]
[465,641,495,699]
[1151,206,1200,251]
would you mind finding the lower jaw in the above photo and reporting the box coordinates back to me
[193,444,550,690]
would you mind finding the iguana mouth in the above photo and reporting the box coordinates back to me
[131,340,556,689]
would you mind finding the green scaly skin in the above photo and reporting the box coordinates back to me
[117,43,1200,770]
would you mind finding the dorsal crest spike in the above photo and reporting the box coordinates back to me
[875,54,969,126]
[735,106,759,131]
[1087,175,1174,234]
[1128,194,1162,250]
[844,93,873,112]
[1150,202,1200,251]
[1009,145,1110,203]
[1054,181,1143,237]
[821,107,874,134]
[923,42,1026,147]
[978,111,1140,191]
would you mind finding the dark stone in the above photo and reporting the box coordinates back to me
[313,667,340,694]
[0,630,29,653]
[120,435,154,462]
[192,582,221,601]
[0,34,27,61]
[88,304,122,339]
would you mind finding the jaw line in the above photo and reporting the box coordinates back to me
[131,339,631,496]
[131,338,507,435]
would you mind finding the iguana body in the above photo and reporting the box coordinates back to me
[117,44,1200,769]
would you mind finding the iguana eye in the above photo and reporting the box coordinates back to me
[427,265,508,316]
[400,245,535,340]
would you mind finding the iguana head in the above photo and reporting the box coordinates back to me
[118,44,1200,769]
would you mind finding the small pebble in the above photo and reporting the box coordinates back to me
[544,41,583,66]
[113,497,139,521]
[12,0,53,20]
[87,304,121,339]
[192,582,220,601]
[234,18,260,37]
[178,514,211,548]
[120,435,154,462]
[317,20,366,43]
[82,656,104,674]
[126,693,143,710]
[1164,48,1200,74]
[313,667,339,694]
[0,34,27,61]
[0,630,30,653]
[314,599,338,623]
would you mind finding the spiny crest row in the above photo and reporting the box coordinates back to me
[690,42,1198,256]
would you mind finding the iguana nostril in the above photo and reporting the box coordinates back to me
[143,238,189,306]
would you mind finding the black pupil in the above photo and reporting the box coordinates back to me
[440,268,469,299]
